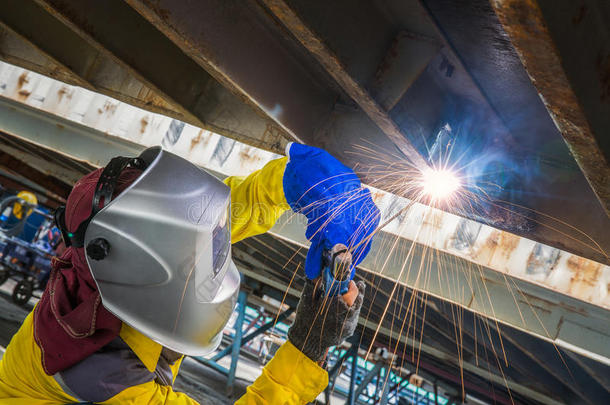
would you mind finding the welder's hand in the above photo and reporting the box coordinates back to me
[283,143,380,280]
[288,279,365,363]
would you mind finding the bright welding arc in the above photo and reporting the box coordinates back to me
[419,168,461,201]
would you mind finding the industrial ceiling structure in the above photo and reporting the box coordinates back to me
[0,1,609,404]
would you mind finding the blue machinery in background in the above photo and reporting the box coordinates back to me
[197,290,447,404]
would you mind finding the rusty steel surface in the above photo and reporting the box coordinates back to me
[369,31,441,111]
[489,0,610,217]
[417,0,610,266]
[259,0,429,169]
[125,0,335,146]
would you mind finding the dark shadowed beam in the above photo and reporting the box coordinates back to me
[0,172,63,208]
[0,149,72,199]
[0,151,72,199]
[258,0,429,170]
[490,0,610,217]
[0,0,182,120]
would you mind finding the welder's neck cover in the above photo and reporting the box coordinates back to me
[34,147,239,374]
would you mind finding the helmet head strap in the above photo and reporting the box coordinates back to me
[55,155,149,248]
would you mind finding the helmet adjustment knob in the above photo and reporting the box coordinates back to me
[86,238,111,261]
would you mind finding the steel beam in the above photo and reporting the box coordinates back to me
[0,24,84,88]
[353,361,384,401]
[490,0,610,217]
[0,149,71,198]
[370,31,441,111]
[210,306,294,362]
[125,0,336,147]
[2,0,290,153]
[0,172,62,208]
[226,290,248,393]
[346,344,359,405]
[0,1,180,120]
[259,0,428,169]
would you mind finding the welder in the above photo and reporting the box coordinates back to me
[0,143,380,404]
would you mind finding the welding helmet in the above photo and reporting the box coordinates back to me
[56,146,239,356]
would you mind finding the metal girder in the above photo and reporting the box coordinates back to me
[0,1,180,120]
[370,31,441,112]
[0,148,71,199]
[124,0,335,146]
[125,0,435,167]
[0,24,83,88]
[1,0,290,153]
[119,0,610,267]
[259,0,428,169]
[490,0,610,217]
[0,171,62,207]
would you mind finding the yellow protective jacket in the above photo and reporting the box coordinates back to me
[0,157,328,404]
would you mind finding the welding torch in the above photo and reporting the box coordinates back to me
[320,243,353,297]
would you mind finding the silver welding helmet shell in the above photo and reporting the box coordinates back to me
[84,147,239,356]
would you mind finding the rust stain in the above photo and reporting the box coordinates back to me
[239,147,256,163]
[57,86,70,102]
[17,72,28,89]
[16,72,30,99]
[141,0,172,21]
[572,4,587,25]
[596,53,610,102]
[473,230,520,265]
[55,123,64,130]
[189,129,204,151]
[140,117,149,134]
[566,255,601,297]
[99,101,118,115]
[423,210,444,230]
[490,0,610,217]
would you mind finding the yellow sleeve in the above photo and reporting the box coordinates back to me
[235,341,328,405]
[224,157,290,244]
[0,312,79,405]
[100,381,198,405]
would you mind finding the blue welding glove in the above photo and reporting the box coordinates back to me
[283,143,380,280]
